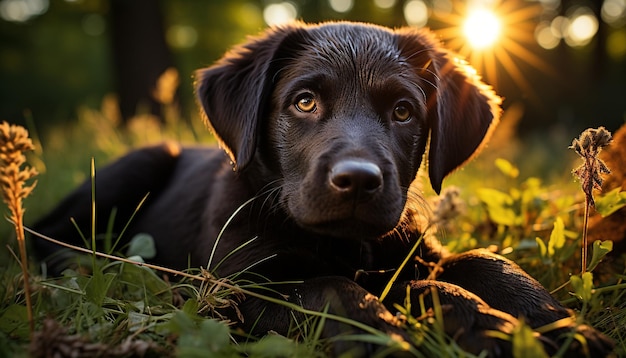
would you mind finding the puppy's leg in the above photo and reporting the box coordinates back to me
[31,143,181,274]
[435,249,564,323]
[435,249,614,356]
[237,276,413,357]
[385,280,517,356]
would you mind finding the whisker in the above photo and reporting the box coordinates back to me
[402,47,436,61]
[416,76,439,91]
[418,67,441,84]
[408,79,428,102]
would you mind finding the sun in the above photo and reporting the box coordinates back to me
[463,8,502,49]
[432,0,553,101]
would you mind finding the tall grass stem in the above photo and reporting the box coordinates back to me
[581,199,590,273]
[15,207,34,336]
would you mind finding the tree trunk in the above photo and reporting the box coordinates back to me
[109,0,173,121]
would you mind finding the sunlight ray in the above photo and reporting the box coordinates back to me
[483,50,498,89]
[493,45,539,103]
[431,0,552,95]
[500,38,555,76]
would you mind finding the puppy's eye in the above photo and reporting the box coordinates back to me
[295,95,317,113]
[393,104,412,122]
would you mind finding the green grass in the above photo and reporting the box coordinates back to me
[1,102,625,357]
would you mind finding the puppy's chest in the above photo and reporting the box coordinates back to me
[288,237,399,288]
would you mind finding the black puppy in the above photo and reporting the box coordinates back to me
[33,22,613,356]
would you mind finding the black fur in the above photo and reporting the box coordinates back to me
[33,22,613,357]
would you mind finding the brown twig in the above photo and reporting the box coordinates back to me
[22,224,211,283]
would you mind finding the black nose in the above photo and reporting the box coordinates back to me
[329,160,383,198]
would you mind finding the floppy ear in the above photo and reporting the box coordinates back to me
[195,24,303,171]
[396,29,501,193]
[427,53,501,193]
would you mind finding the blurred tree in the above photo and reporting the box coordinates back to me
[109,0,174,121]
[0,0,624,134]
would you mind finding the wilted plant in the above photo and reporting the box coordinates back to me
[570,126,612,273]
[429,186,466,229]
[0,121,39,336]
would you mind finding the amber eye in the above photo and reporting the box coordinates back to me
[393,104,412,122]
[295,95,317,113]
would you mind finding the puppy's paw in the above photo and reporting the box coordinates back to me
[387,280,615,357]
[386,280,517,356]
[280,277,413,357]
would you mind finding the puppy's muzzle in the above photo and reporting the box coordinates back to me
[329,159,383,201]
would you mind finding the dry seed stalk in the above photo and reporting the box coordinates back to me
[570,126,612,274]
[0,121,38,337]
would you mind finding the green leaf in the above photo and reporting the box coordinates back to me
[126,233,157,259]
[594,188,626,217]
[587,240,613,272]
[182,299,199,317]
[175,318,233,357]
[0,330,20,358]
[169,310,195,335]
[535,237,548,260]
[548,217,565,257]
[247,334,301,356]
[495,158,520,178]
[476,188,519,226]
[127,311,153,332]
[520,177,543,210]
[0,304,29,339]
[198,319,231,352]
[85,270,116,306]
[512,319,548,358]
[118,262,172,303]
[570,272,594,302]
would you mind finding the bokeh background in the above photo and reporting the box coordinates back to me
[3,3,626,355]
[0,0,625,160]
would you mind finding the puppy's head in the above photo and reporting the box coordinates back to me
[196,22,500,239]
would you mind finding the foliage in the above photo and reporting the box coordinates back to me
[430,154,626,355]
[1,105,625,357]
[594,187,626,218]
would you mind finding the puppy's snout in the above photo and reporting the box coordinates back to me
[329,160,383,198]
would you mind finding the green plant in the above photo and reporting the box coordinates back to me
[0,121,38,337]
[433,150,626,354]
